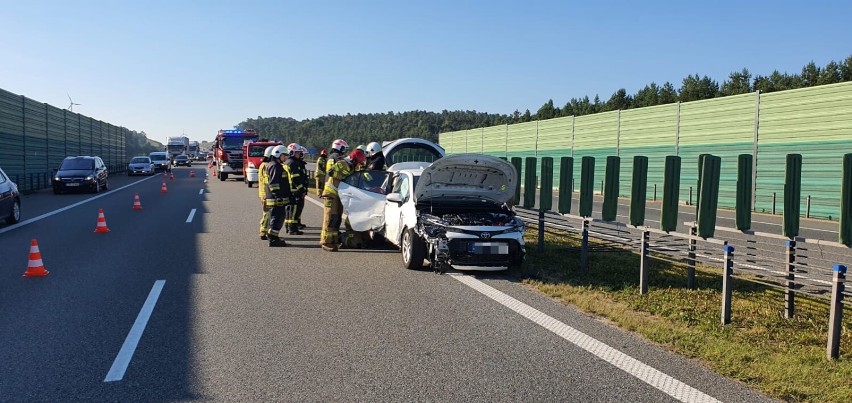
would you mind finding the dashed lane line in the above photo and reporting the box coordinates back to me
[104,280,166,382]
[186,209,197,223]
[449,273,721,403]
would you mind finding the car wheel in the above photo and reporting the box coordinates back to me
[94,181,101,193]
[401,228,426,270]
[6,199,21,224]
[221,173,228,181]
[53,187,60,195]
[218,172,225,181]
[104,179,109,190]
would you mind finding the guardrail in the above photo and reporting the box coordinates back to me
[514,206,850,359]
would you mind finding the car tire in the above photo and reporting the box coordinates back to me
[5,199,21,224]
[104,179,109,190]
[94,181,101,193]
[401,228,426,270]
[218,172,225,181]
[221,173,228,181]
[53,187,60,195]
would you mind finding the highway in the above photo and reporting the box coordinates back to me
[0,167,773,402]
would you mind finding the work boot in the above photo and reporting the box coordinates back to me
[289,224,303,235]
[268,237,287,247]
[260,234,268,240]
[321,244,338,252]
[299,223,307,229]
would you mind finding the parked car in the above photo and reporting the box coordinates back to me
[338,139,525,272]
[173,154,192,167]
[52,156,109,194]
[128,156,155,176]
[0,165,21,225]
[149,151,170,172]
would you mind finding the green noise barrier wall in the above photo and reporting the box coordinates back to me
[579,156,595,217]
[736,154,753,231]
[661,156,681,232]
[511,157,522,205]
[630,156,648,226]
[602,156,620,222]
[540,157,553,211]
[841,154,852,246]
[523,157,537,209]
[697,155,721,238]
[558,156,574,214]
[783,154,803,239]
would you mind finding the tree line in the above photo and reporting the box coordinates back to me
[126,55,852,154]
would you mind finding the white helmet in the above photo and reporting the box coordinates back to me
[366,142,381,157]
[299,145,308,154]
[270,145,287,159]
[287,143,301,156]
[263,146,275,158]
[331,139,348,153]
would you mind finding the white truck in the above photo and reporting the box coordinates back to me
[188,141,200,160]
[166,136,189,159]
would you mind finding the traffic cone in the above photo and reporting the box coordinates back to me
[23,239,49,277]
[189,170,196,177]
[94,208,111,233]
[212,170,217,177]
[170,173,175,181]
[161,182,168,193]
[132,193,143,210]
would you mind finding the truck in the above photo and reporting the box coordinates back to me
[188,141,200,160]
[212,129,258,181]
[166,136,189,160]
[242,140,282,188]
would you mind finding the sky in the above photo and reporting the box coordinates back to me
[2,0,851,146]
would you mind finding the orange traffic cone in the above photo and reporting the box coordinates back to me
[170,173,175,181]
[161,182,168,193]
[212,170,217,177]
[23,239,49,277]
[94,208,111,233]
[189,170,196,177]
[132,193,143,210]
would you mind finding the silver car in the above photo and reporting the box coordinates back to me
[128,156,154,176]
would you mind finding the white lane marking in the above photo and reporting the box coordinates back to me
[0,175,160,235]
[104,280,166,382]
[305,196,324,208]
[186,209,197,223]
[198,189,204,195]
[449,274,720,403]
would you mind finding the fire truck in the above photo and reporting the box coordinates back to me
[243,140,282,188]
[212,129,258,181]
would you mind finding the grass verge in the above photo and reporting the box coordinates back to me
[509,226,852,402]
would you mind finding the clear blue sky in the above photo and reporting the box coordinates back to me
[2,1,851,145]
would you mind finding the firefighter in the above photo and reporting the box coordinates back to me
[314,149,328,196]
[283,143,306,235]
[258,146,275,240]
[320,148,366,251]
[297,145,309,229]
[365,141,385,171]
[265,145,292,247]
[325,139,348,175]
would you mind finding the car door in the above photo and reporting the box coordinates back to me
[0,168,10,218]
[383,172,410,244]
[337,170,391,232]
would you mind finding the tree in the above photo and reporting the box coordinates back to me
[604,88,632,111]
[817,61,841,85]
[634,83,660,108]
[659,82,678,104]
[720,68,752,96]
[536,99,557,120]
[679,74,718,102]
[841,55,852,82]
[521,109,532,122]
[801,61,820,87]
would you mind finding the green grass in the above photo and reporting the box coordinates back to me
[510,227,852,402]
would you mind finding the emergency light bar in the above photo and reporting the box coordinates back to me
[219,129,257,136]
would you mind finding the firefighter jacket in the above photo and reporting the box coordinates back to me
[315,155,328,179]
[283,156,305,195]
[258,160,269,199]
[264,158,292,206]
[295,158,309,192]
[325,151,344,174]
[366,152,385,171]
[322,158,354,198]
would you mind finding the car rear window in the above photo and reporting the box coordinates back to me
[60,159,94,170]
[150,154,167,161]
[131,157,149,163]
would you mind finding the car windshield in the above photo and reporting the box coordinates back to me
[221,137,245,150]
[60,159,94,170]
[150,154,167,161]
[248,146,266,157]
[131,157,149,163]
[176,156,188,160]
[343,170,390,194]
[386,144,443,165]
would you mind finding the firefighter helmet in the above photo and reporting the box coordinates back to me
[263,146,275,157]
[270,145,287,159]
[300,145,308,154]
[287,143,301,156]
[366,142,381,157]
[331,139,348,153]
[320,148,328,156]
[349,149,367,166]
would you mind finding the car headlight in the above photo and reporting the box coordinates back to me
[86,176,94,181]
[54,177,60,181]
[248,162,256,169]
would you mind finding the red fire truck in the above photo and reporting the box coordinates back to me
[242,140,282,188]
[212,129,258,181]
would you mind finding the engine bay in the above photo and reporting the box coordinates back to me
[433,212,516,226]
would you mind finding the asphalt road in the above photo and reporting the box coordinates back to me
[0,167,773,402]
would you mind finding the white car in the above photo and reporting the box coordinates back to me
[127,156,155,176]
[338,139,525,272]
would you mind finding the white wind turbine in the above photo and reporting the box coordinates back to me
[67,94,81,112]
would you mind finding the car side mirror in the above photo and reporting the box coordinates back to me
[386,192,403,204]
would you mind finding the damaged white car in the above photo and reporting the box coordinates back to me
[338,142,525,272]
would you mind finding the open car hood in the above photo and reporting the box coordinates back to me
[414,154,516,205]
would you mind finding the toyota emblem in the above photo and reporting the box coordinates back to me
[480,232,491,239]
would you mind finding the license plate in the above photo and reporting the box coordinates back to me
[468,242,509,254]
[66,183,80,187]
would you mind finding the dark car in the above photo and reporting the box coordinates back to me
[0,166,21,225]
[173,154,192,167]
[52,156,109,194]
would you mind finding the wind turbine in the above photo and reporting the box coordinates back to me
[67,94,81,112]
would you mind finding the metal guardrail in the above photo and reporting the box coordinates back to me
[514,206,850,360]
